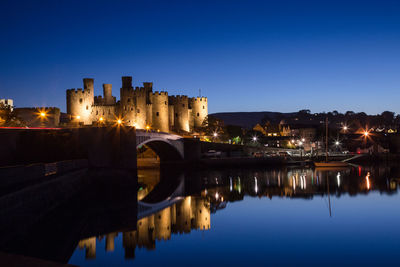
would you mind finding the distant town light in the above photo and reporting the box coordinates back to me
[99,117,104,122]
[252,136,257,141]
[291,139,295,143]
[146,125,150,130]
[301,138,305,142]
[40,112,46,117]
[343,126,348,131]
[76,115,80,120]
[213,132,218,137]
[335,141,340,146]
[363,131,369,137]
[117,119,122,125]
[299,141,303,146]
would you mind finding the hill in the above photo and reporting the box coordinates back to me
[210,111,297,129]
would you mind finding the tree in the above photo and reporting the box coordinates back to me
[201,115,226,138]
[380,111,395,126]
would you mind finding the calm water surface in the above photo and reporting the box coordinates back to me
[68,165,400,266]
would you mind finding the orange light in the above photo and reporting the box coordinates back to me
[146,125,150,130]
[117,119,122,125]
[76,115,80,120]
[99,117,104,122]
[363,131,369,137]
[40,112,46,117]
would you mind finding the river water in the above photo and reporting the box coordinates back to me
[66,165,400,266]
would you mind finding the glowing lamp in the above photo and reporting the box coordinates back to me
[76,115,80,120]
[99,117,104,122]
[40,112,46,117]
[117,119,122,125]
[363,131,369,137]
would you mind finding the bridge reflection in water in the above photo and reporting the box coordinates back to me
[73,165,400,262]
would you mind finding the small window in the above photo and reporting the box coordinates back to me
[197,113,199,116]
[86,105,88,110]
[131,107,134,111]
[165,101,167,105]
[128,98,131,102]
[96,111,98,115]
[137,109,140,113]
[203,106,205,109]
[156,112,159,116]
[175,113,178,117]
[79,98,83,103]
[182,104,185,107]
[108,110,110,114]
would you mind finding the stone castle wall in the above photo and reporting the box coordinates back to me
[66,76,208,133]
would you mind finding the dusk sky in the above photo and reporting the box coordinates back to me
[1,0,400,114]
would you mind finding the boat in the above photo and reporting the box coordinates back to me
[314,161,349,167]
[313,117,349,168]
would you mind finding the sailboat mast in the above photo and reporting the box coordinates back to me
[325,117,328,162]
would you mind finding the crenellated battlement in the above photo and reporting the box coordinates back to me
[134,87,147,96]
[169,95,189,105]
[66,88,93,96]
[151,91,168,96]
[190,97,207,102]
[170,95,188,100]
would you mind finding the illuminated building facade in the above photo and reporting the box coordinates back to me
[66,77,208,133]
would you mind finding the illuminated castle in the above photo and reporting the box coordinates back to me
[66,77,208,133]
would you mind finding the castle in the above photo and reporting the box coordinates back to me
[66,76,208,133]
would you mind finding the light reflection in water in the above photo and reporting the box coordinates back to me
[73,165,400,264]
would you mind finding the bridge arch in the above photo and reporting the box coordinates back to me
[137,137,183,162]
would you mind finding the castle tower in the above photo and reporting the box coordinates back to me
[189,97,208,129]
[192,198,210,230]
[134,85,148,129]
[169,95,189,132]
[105,232,118,252]
[175,196,192,233]
[120,76,136,126]
[150,91,169,132]
[123,231,137,259]
[103,84,115,105]
[66,78,94,125]
[154,207,172,241]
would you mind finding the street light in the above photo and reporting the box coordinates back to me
[117,119,122,125]
[335,141,340,146]
[363,131,369,137]
[40,112,46,118]
[252,136,257,142]
[76,115,80,120]
[213,132,218,137]
[99,117,104,122]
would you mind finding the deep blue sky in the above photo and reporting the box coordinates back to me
[1,0,400,114]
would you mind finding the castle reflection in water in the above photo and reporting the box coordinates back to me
[75,165,400,261]
[78,196,210,259]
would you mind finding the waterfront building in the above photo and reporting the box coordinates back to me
[66,76,208,133]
